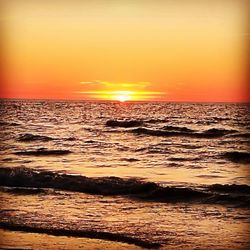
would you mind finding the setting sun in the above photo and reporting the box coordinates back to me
[111,91,132,102]
[77,81,166,101]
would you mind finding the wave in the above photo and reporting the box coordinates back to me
[131,128,189,137]
[0,121,20,126]
[121,158,140,162]
[131,127,238,138]
[1,167,249,207]
[144,118,168,124]
[14,148,72,156]
[162,125,195,133]
[17,133,77,142]
[0,186,47,195]
[17,133,54,142]
[209,184,250,194]
[228,133,250,139]
[222,151,250,164]
[204,128,238,136]
[106,120,143,128]
[194,117,231,125]
[144,118,167,124]
[212,117,231,121]
[0,222,161,249]
[168,157,201,162]
[64,136,77,141]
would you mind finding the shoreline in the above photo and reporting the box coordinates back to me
[0,224,161,249]
[0,229,143,250]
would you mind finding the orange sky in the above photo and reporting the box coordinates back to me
[1,0,249,102]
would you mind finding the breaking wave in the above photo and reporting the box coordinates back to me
[0,167,249,207]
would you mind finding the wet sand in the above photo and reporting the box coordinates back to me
[0,229,142,250]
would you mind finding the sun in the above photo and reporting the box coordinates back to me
[115,94,130,102]
[112,91,132,102]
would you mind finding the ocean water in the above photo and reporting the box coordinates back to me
[0,99,249,249]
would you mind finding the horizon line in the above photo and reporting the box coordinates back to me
[0,97,249,104]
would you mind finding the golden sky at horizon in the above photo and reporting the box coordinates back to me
[1,0,249,102]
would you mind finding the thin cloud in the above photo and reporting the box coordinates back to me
[77,80,166,100]
[76,91,165,95]
[80,81,100,84]
[80,80,151,88]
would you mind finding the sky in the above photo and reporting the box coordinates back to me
[1,0,249,102]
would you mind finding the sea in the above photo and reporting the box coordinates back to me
[0,99,249,249]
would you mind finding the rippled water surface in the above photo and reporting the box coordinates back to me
[0,100,249,249]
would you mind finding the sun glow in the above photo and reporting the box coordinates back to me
[77,81,166,101]
[112,91,133,102]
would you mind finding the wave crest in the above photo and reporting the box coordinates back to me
[1,167,249,207]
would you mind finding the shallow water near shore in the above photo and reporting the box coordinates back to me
[0,100,250,249]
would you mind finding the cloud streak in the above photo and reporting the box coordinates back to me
[80,80,151,89]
